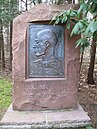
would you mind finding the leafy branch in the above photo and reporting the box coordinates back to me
[51,0,97,54]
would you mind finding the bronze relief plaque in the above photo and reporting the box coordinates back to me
[28,24,64,78]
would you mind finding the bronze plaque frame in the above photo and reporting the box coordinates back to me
[27,22,65,78]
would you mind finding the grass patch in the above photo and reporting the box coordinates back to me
[0,77,12,119]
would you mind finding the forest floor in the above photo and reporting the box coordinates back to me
[0,55,97,128]
[79,62,97,128]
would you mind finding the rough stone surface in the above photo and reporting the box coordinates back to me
[0,104,91,129]
[12,3,80,111]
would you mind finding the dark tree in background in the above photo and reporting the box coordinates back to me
[0,0,19,72]
[87,39,96,84]
[0,22,5,70]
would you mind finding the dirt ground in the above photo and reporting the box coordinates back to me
[79,63,97,128]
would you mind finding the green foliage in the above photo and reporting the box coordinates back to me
[86,126,94,129]
[0,78,12,110]
[0,0,19,25]
[51,9,79,29]
[77,3,88,17]
[51,9,89,52]
[86,126,97,129]
[84,21,97,38]
[78,0,97,16]
[51,0,97,53]
[76,38,90,54]
[71,19,89,36]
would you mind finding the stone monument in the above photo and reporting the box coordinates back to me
[0,3,91,129]
[12,4,80,111]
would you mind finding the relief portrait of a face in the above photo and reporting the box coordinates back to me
[28,24,64,78]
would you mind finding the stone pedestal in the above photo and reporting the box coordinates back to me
[0,104,91,129]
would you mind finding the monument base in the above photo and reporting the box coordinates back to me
[0,104,91,129]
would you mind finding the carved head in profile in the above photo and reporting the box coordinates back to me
[33,29,58,57]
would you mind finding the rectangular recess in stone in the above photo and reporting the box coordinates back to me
[28,24,65,78]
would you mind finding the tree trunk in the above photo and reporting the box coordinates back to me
[0,39,1,70]
[87,39,96,84]
[9,22,13,71]
[1,37,5,70]
[25,0,28,11]
[0,40,1,61]
[80,50,84,72]
[72,0,75,4]
[0,23,5,70]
